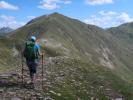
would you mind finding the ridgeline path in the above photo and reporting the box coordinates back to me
[0,57,124,100]
[0,57,59,100]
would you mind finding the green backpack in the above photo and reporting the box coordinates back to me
[23,40,38,60]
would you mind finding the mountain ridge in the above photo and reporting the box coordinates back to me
[0,12,133,99]
[6,12,133,82]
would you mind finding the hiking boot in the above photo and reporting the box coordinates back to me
[30,83,35,89]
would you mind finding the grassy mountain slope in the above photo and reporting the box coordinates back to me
[0,13,133,99]
[0,36,19,72]
[108,23,133,73]
[9,13,133,81]
[10,13,115,64]
[43,57,133,100]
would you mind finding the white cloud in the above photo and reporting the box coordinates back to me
[99,11,116,16]
[64,0,71,4]
[27,16,36,20]
[38,0,71,10]
[117,13,133,24]
[0,15,25,29]
[85,0,113,5]
[0,1,18,10]
[84,11,133,28]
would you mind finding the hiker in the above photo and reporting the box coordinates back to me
[23,36,42,84]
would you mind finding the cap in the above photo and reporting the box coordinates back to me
[31,36,36,41]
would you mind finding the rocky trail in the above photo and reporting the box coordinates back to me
[0,57,63,100]
[0,57,127,100]
[0,56,82,100]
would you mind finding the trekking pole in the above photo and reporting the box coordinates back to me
[21,51,24,85]
[41,53,44,90]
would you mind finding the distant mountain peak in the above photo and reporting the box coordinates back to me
[50,12,60,15]
[0,27,13,34]
[26,12,71,25]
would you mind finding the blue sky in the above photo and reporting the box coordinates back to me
[0,0,133,29]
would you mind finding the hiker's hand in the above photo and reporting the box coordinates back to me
[41,52,44,56]
[39,52,44,57]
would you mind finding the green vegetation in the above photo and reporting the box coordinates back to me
[0,12,133,99]
[44,57,133,99]
[0,37,20,72]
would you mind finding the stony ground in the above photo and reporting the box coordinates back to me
[0,57,130,100]
[0,57,80,100]
[0,57,63,100]
[0,58,47,99]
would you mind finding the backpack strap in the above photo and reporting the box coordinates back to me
[33,43,40,59]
